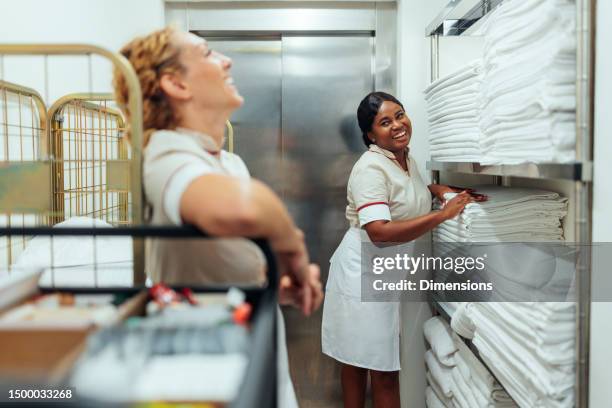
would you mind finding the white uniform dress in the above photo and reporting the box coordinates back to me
[321,144,432,371]
[144,128,298,408]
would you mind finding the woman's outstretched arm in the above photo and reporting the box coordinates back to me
[363,191,473,243]
[180,174,323,315]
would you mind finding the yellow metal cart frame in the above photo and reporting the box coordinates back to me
[0,80,48,269]
[0,44,145,284]
[48,93,130,226]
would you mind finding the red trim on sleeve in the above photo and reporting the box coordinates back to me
[357,201,389,212]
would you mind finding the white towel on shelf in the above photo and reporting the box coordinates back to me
[451,302,476,339]
[476,0,576,164]
[471,304,575,400]
[451,366,481,408]
[424,317,458,367]
[425,60,483,97]
[427,370,453,406]
[427,386,449,408]
[425,350,455,398]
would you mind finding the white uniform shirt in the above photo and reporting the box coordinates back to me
[143,128,265,285]
[346,144,432,229]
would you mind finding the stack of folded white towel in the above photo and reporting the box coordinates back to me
[433,186,568,243]
[424,60,483,162]
[424,316,517,408]
[479,0,576,164]
[429,185,575,406]
[468,302,575,407]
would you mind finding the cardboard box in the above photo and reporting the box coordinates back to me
[0,272,146,383]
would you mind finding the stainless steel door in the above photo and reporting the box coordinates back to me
[280,35,374,406]
[281,35,373,270]
[204,33,375,405]
[205,37,283,194]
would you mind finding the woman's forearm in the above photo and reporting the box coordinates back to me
[180,174,302,252]
[364,210,448,243]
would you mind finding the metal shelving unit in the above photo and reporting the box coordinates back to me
[427,160,593,182]
[425,0,595,406]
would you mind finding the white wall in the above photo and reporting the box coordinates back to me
[0,0,165,104]
[396,2,446,407]
[589,0,612,405]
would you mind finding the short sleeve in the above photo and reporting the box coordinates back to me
[163,162,211,225]
[351,165,391,227]
[221,151,251,179]
[144,149,217,226]
[163,152,251,225]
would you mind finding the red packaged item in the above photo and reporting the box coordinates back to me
[180,288,199,305]
[149,283,181,307]
[232,303,252,326]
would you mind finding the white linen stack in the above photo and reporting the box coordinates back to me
[470,302,575,407]
[479,0,576,164]
[425,60,483,162]
[431,186,575,406]
[424,316,517,408]
[433,186,568,243]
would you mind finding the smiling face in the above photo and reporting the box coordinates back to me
[367,101,412,152]
[174,32,244,110]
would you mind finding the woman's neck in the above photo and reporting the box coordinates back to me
[177,104,231,148]
[393,148,407,169]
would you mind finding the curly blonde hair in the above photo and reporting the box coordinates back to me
[113,26,185,146]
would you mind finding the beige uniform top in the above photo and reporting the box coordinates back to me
[345,144,433,228]
[143,128,265,285]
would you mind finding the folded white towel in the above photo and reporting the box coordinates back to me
[425,350,455,398]
[424,317,459,366]
[424,60,482,97]
[426,386,450,408]
[451,302,476,339]
[427,370,453,405]
[451,366,481,408]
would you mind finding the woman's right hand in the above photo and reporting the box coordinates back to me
[274,229,324,316]
[441,191,473,220]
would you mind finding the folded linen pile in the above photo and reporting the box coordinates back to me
[424,60,483,162]
[424,316,517,408]
[433,186,568,243]
[470,302,575,407]
[479,0,576,164]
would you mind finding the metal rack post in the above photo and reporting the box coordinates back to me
[575,0,596,405]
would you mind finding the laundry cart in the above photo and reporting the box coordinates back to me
[0,44,277,407]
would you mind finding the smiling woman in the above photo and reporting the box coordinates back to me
[321,91,484,408]
[113,26,324,407]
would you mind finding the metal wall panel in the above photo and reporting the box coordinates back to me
[180,2,377,31]
[205,38,283,194]
[375,1,398,93]
[281,35,374,270]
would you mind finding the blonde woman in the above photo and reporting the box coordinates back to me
[113,27,323,406]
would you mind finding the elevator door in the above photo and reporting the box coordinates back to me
[206,37,283,194]
[206,33,374,405]
[207,34,373,267]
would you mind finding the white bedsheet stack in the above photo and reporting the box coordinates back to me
[470,302,575,407]
[424,316,517,408]
[425,60,483,162]
[12,217,133,287]
[479,0,576,164]
[433,186,568,243]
